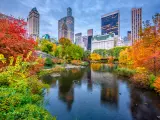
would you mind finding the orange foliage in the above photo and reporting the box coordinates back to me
[71,60,82,65]
[153,77,160,93]
[108,56,114,64]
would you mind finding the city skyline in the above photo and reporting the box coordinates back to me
[0,0,159,39]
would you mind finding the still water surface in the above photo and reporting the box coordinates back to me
[42,64,160,120]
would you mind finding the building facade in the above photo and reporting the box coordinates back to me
[82,36,88,51]
[75,33,82,45]
[91,33,118,52]
[58,7,74,43]
[87,29,93,50]
[101,11,120,36]
[27,7,40,39]
[131,8,142,44]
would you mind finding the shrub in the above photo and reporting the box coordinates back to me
[81,61,89,66]
[52,58,65,64]
[90,53,101,61]
[115,67,136,77]
[149,74,156,89]
[0,56,54,119]
[108,56,114,64]
[153,77,160,93]
[71,60,82,66]
[45,58,53,66]
[131,73,150,89]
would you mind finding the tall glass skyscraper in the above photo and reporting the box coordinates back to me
[101,11,120,36]
[58,7,74,43]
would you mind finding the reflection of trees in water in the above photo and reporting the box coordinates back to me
[100,81,118,110]
[58,68,85,111]
[130,87,160,120]
[91,67,119,110]
[91,63,117,72]
[41,75,57,87]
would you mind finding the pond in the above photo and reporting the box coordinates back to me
[42,63,160,120]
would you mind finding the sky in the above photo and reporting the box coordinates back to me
[0,0,160,39]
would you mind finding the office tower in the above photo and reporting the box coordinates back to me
[131,8,142,44]
[75,33,82,45]
[67,7,72,16]
[82,36,88,50]
[87,29,93,50]
[58,7,74,43]
[127,31,131,41]
[87,29,93,36]
[27,7,40,39]
[101,10,120,36]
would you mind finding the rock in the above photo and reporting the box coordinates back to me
[50,73,61,77]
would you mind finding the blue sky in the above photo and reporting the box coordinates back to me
[0,0,160,39]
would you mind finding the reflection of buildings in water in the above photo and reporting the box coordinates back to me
[87,69,93,91]
[58,84,74,111]
[91,69,119,110]
[57,68,85,111]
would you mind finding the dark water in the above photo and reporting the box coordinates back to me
[42,64,160,120]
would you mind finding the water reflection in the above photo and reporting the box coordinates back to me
[43,63,160,120]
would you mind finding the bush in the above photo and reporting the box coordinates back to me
[0,56,54,119]
[153,77,160,93]
[81,61,89,66]
[90,53,101,61]
[45,58,53,66]
[115,67,136,77]
[71,60,82,66]
[131,73,150,89]
[149,74,156,89]
[52,58,65,64]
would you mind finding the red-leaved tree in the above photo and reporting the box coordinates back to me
[0,18,37,64]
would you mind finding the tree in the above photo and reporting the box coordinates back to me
[40,39,53,54]
[0,18,36,64]
[83,50,91,60]
[132,14,160,76]
[90,53,101,61]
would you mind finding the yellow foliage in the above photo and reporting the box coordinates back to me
[52,43,57,52]
[135,67,148,74]
[90,53,101,61]
[0,54,6,63]
[119,47,133,65]
[91,63,102,71]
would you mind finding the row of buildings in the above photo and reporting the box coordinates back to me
[0,7,143,52]
[74,8,142,51]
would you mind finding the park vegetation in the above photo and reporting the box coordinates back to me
[0,18,56,119]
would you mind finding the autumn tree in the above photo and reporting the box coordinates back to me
[132,14,160,76]
[0,18,36,64]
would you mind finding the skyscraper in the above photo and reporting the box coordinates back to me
[127,31,131,41]
[75,33,82,45]
[58,7,74,43]
[101,11,120,36]
[27,7,40,39]
[131,8,142,44]
[87,29,93,50]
